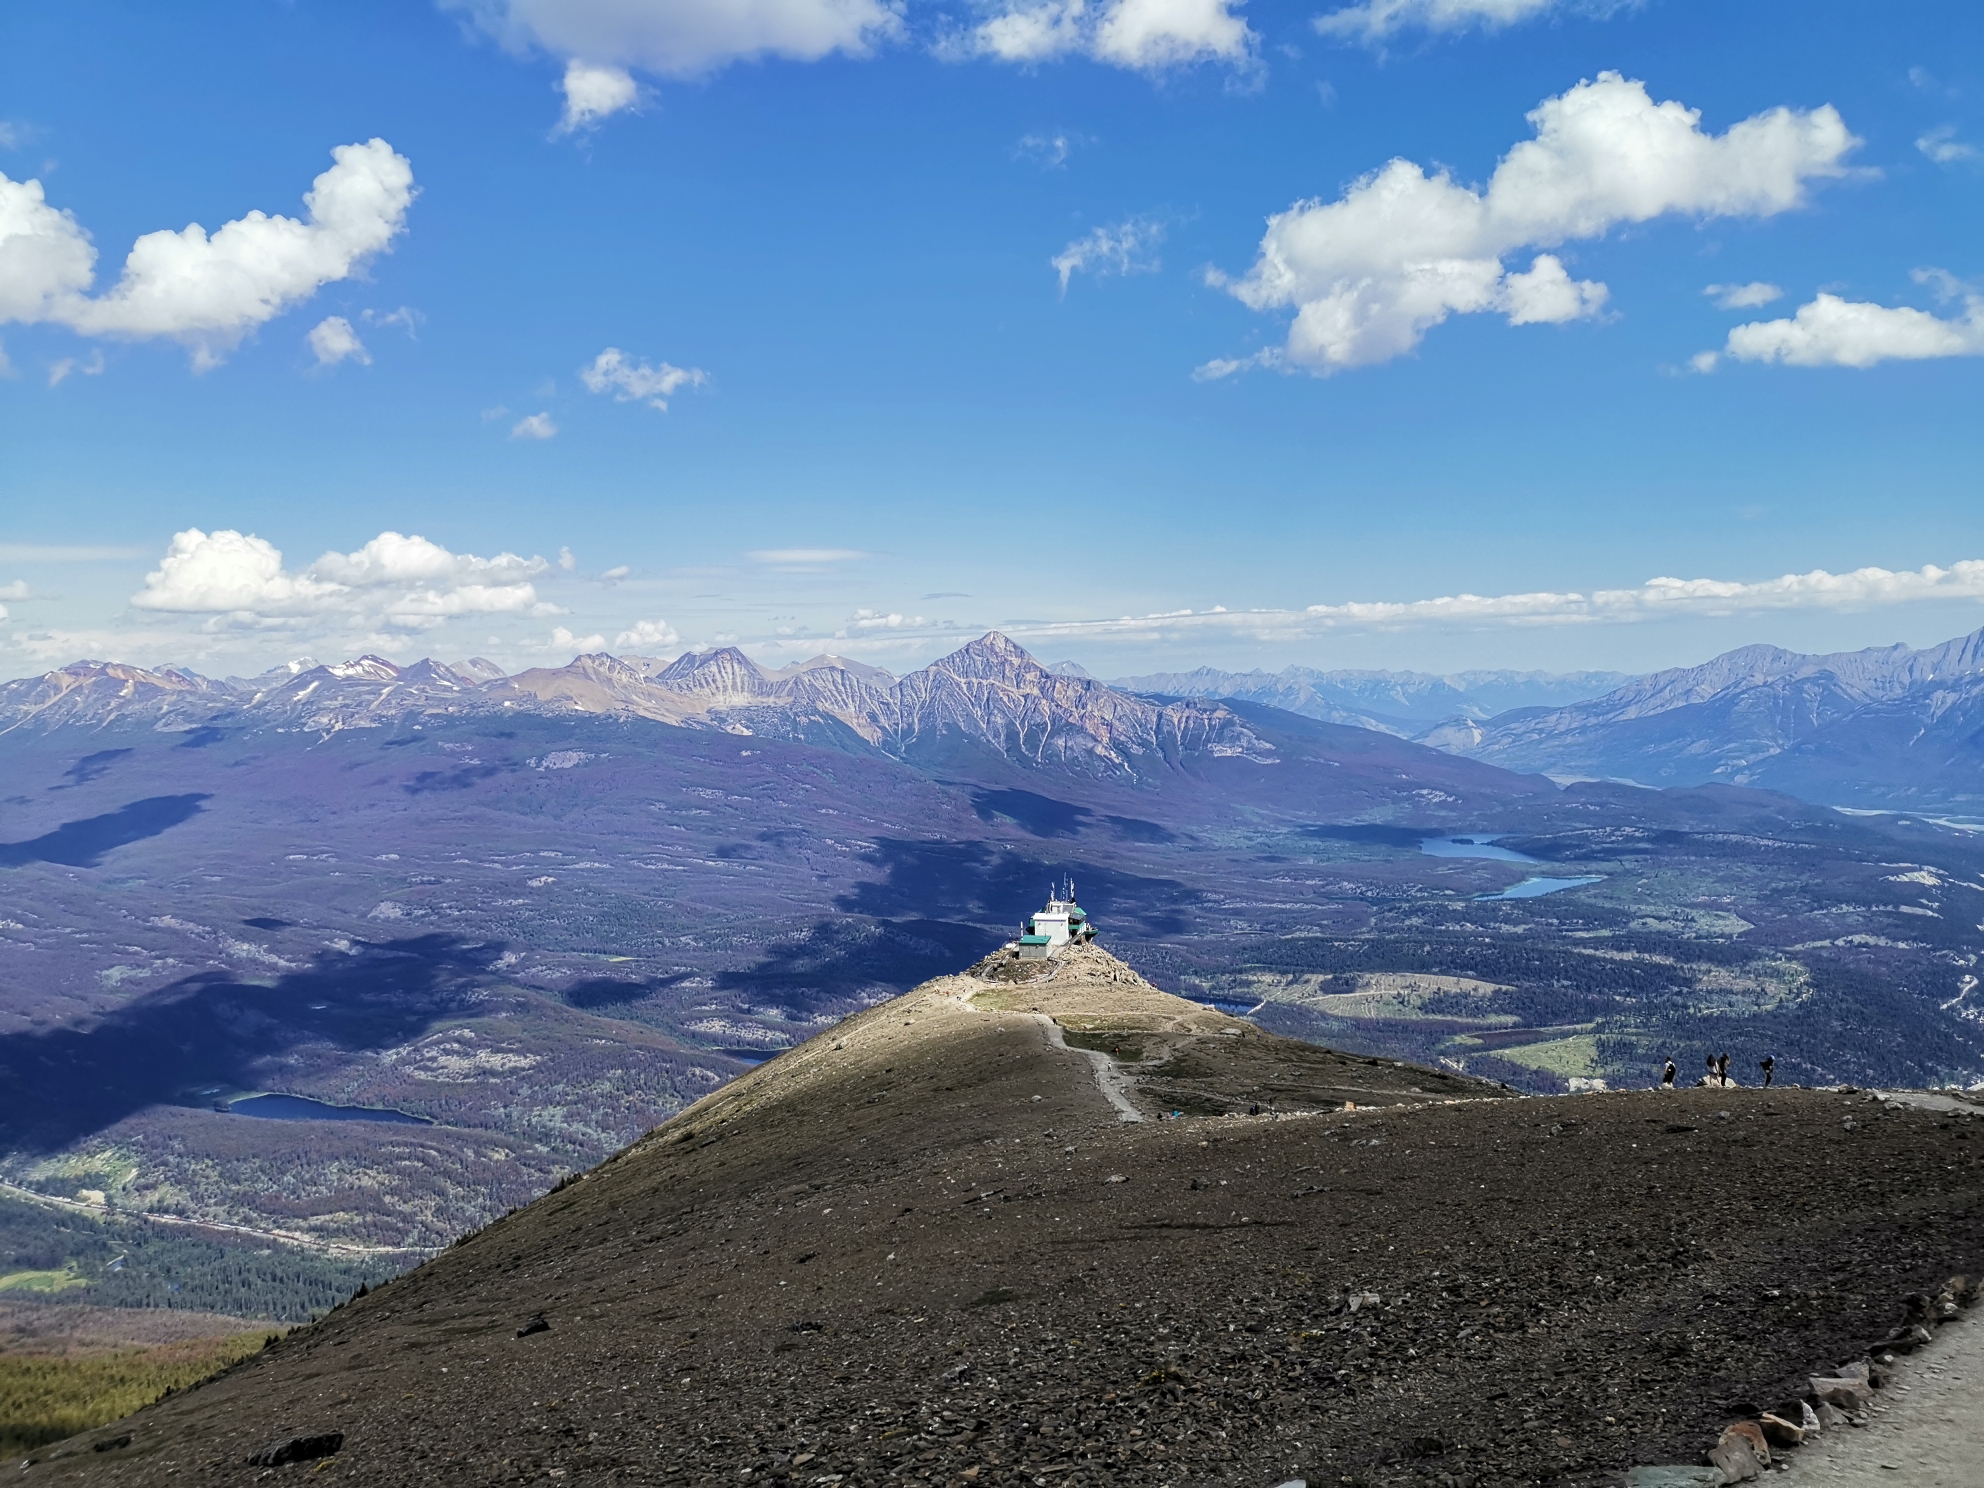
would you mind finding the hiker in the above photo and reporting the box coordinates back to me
[1716,1052,1731,1087]
[1759,1055,1775,1089]
[1661,1060,1677,1089]
[1705,1054,1717,1086]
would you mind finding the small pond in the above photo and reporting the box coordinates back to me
[1192,996,1264,1016]
[1419,835,1538,863]
[1475,875,1605,901]
[716,1048,780,1066]
[229,1093,433,1125]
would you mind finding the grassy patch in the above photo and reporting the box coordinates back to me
[0,1270,87,1297]
[1492,1034,1601,1078]
[1139,1088,1233,1117]
[0,1331,270,1455]
[1060,1032,1145,1062]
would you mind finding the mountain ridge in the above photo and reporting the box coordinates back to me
[0,634,1272,781]
[1114,662,1635,736]
[1433,625,1984,805]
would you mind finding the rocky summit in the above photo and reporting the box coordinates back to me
[15,943,1981,1487]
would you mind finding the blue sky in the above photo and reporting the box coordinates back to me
[2,0,1981,681]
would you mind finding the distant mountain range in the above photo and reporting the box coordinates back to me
[1427,627,1984,808]
[1113,664,1634,734]
[14,625,1984,808]
[0,633,1272,780]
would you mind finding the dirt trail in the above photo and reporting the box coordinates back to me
[1031,1015,1144,1122]
[1782,1314,1984,1486]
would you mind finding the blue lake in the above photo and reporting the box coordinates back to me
[229,1093,432,1125]
[1419,835,1538,863]
[1475,875,1605,901]
[716,1048,780,1066]
[1192,997,1264,1016]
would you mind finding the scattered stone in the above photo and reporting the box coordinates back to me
[1809,1374,1872,1411]
[1707,1430,1764,1482]
[1104,1173,1127,1184]
[1800,1401,1822,1436]
[1758,1413,1805,1448]
[1719,1421,1770,1464]
[91,1435,131,1453]
[516,1313,550,1337]
[1811,1399,1848,1429]
[246,1432,344,1467]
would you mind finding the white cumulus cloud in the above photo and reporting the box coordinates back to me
[615,618,680,648]
[983,558,1984,650]
[511,411,559,439]
[1052,217,1164,294]
[556,60,642,132]
[1917,126,1978,166]
[131,529,559,631]
[1315,0,1578,44]
[550,625,607,653]
[579,347,707,409]
[968,0,1255,70]
[1704,279,1984,370]
[449,0,902,81]
[308,315,370,367]
[48,350,104,386]
[1209,72,1857,373]
[1705,281,1782,310]
[0,140,414,369]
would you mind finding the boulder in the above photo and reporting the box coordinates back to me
[1809,1376,1871,1411]
[1719,1422,1770,1465]
[246,1433,343,1467]
[1810,1399,1847,1429]
[1706,1434,1763,1483]
[1758,1413,1804,1448]
[1799,1401,1822,1436]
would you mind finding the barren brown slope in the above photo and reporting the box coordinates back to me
[14,947,1984,1487]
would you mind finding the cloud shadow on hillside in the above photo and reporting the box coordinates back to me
[715,917,1007,1016]
[0,794,211,868]
[0,933,503,1152]
[835,839,1200,938]
[967,787,1176,844]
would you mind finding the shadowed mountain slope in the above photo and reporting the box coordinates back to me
[19,945,1982,1487]
[1431,627,1984,807]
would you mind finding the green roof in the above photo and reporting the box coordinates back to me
[1019,934,1052,945]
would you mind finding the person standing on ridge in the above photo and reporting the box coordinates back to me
[1661,1060,1678,1089]
[1758,1055,1775,1089]
[1715,1052,1731,1087]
